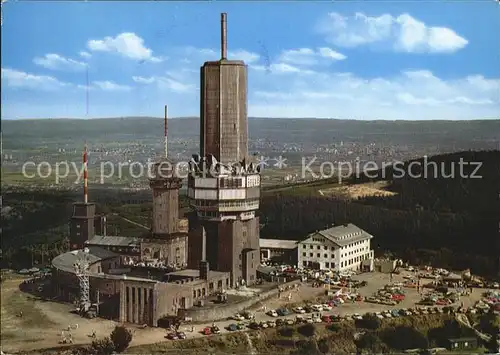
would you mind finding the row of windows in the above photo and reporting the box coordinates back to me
[342,246,369,258]
[195,199,259,207]
[303,244,337,251]
[302,252,335,260]
[340,254,370,268]
[220,178,243,188]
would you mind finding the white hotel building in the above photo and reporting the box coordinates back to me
[297,224,374,272]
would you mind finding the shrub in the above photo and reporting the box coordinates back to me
[357,313,381,330]
[279,327,295,337]
[110,325,133,353]
[355,332,385,352]
[298,323,316,337]
[91,337,115,355]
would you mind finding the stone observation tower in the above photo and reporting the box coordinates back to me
[188,13,261,287]
[147,105,187,267]
[70,144,95,250]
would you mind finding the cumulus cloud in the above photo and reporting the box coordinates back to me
[133,73,195,93]
[179,46,260,63]
[1,68,69,90]
[33,53,87,72]
[317,12,468,53]
[87,33,163,62]
[92,81,131,91]
[279,47,346,66]
[79,51,92,59]
[249,69,499,120]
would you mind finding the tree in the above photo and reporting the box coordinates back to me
[298,323,316,337]
[357,313,381,330]
[110,325,133,353]
[381,326,428,350]
[355,332,385,352]
[91,337,115,355]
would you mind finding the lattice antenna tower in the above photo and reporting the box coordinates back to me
[73,247,91,307]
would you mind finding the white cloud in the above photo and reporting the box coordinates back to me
[249,69,499,119]
[279,47,346,66]
[179,46,260,63]
[1,68,69,90]
[133,74,195,93]
[92,81,131,91]
[317,12,468,53]
[33,53,87,72]
[79,51,92,59]
[87,33,163,62]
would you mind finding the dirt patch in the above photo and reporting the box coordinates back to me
[322,181,396,199]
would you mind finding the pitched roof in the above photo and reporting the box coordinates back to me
[86,235,140,247]
[310,223,373,247]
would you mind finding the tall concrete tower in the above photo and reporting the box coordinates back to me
[199,13,248,164]
[188,13,260,287]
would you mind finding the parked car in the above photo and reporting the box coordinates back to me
[176,332,186,339]
[166,332,179,340]
[277,308,290,316]
[267,309,278,317]
[248,322,260,330]
[232,313,245,321]
[322,304,333,311]
[294,307,306,314]
[227,324,238,331]
[312,304,324,312]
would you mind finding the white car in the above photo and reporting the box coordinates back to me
[322,304,333,311]
[294,307,306,314]
[267,310,278,317]
[352,313,363,320]
[375,312,384,319]
[232,314,245,321]
[311,304,323,312]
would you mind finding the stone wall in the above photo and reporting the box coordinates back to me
[184,279,301,322]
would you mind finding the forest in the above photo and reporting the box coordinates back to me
[1,150,499,276]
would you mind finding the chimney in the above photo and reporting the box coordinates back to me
[221,13,227,60]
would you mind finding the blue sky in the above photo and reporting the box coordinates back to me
[2,1,499,120]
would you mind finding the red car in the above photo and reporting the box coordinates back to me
[322,315,332,323]
[202,327,212,335]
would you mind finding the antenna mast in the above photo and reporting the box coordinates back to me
[83,143,88,204]
[164,105,168,158]
[221,13,227,60]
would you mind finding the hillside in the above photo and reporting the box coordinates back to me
[1,150,499,275]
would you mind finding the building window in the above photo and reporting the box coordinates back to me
[309,245,313,249]
[324,254,327,258]
[325,262,329,268]
[303,252,306,257]
[331,254,334,259]
[309,253,313,257]
[317,246,320,250]
[317,253,320,257]
[250,275,254,281]
[323,246,327,250]
[303,245,306,249]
